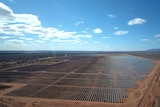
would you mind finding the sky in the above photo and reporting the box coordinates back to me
[0,0,160,51]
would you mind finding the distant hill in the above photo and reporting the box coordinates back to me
[147,48,160,52]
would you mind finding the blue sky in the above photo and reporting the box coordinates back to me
[0,0,160,51]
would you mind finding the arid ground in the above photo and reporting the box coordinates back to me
[0,54,159,107]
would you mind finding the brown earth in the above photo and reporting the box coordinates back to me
[0,56,159,107]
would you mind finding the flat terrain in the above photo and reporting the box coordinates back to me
[0,54,159,107]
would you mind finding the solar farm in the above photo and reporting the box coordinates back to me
[0,54,155,105]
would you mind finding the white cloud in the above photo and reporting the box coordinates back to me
[140,39,149,41]
[51,34,91,44]
[114,30,128,35]
[0,2,40,27]
[52,38,82,43]
[0,2,40,36]
[0,2,13,14]
[108,14,116,18]
[58,25,63,27]
[13,14,41,26]
[154,34,160,41]
[38,28,77,40]
[7,39,24,43]
[75,21,84,26]
[93,28,103,34]
[2,39,29,50]
[128,18,146,25]
[82,28,90,34]
[19,37,33,41]
[102,36,110,39]
[114,27,119,30]
[0,24,26,36]
[154,34,160,38]
[82,41,89,44]
[0,2,93,44]
[34,40,45,43]
[0,36,10,39]
[82,30,87,34]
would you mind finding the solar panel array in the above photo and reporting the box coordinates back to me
[2,55,153,103]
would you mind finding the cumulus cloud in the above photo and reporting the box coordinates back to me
[93,28,103,34]
[140,39,149,42]
[108,14,116,18]
[128,18,146,25]
[14,14,41,26]
[114,30,128,35]
[0,2,40,27]
[0,2,13,15]
[0,2,92,44]
[0,2,40,36]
